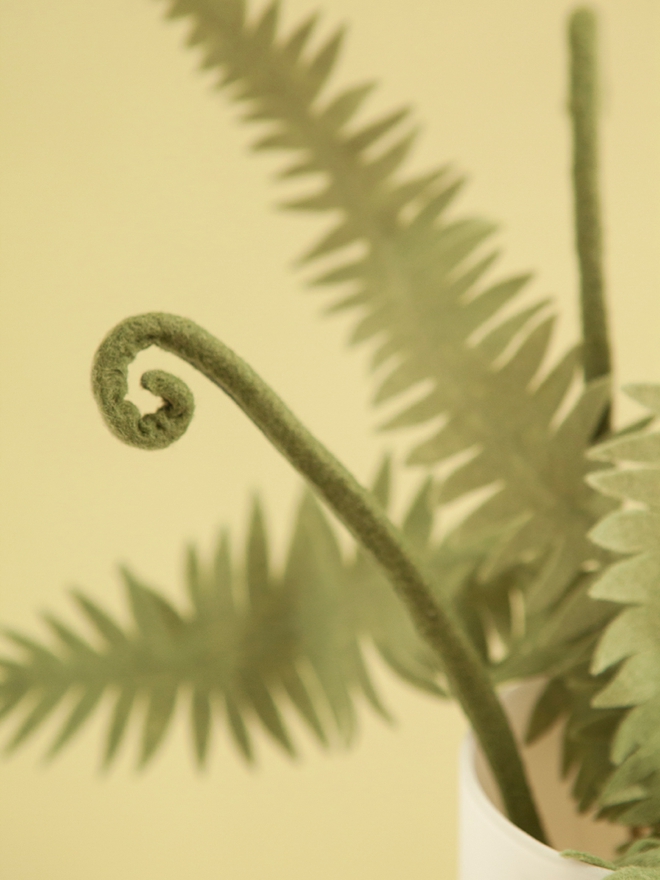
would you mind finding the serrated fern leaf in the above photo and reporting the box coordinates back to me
[565,837,660,877]
[2,461,489,767]
[581,385,660,827]
[156,0,611,616]
[191,685,212,764]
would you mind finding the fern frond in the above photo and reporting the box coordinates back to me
[575,385,660,827]
[0,454,541,767]
[514,655,623,828]
[3,462,496,767]
[156,0,611,618]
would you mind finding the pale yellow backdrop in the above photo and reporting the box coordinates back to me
[0,1,658,878]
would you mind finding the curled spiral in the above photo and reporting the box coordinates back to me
[92,312,267,452]
[92,314,197,450]
[89,311,546,841]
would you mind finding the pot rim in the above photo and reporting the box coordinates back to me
[460,730,613,875]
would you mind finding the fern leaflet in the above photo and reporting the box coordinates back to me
[580,385,660,828]
[159,0,611,615]
[1,462,494,766]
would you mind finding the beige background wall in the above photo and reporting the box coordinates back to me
[1,1,658,878]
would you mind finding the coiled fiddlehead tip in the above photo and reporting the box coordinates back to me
[92,315,195,450]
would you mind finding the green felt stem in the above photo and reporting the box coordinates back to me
[92,311,548,843]
[568,7,612,437]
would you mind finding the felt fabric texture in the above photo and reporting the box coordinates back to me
[91,310,546,842]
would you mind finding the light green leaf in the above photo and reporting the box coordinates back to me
[590,432,660,465]
[224,694,254,763]
[279,665,328,746]
[240,673,295,757]
[140,684,178,767]
[585,385,660,826]
[191,687,212,766]
[588,468,660,507]
[104,687,136,767]
[156,0,610,617]
[71,591,127,645]
[0,463,457,767]
[318,82,376,132]
[625,385,660,416]
[590,553,660,605]
[305,27,346,102]
[47,684,105,760]
[562,850,616,871]
[4,684,69,754]
[590,511,660,554]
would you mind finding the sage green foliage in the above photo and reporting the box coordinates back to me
[90,309,550,840]
[584,386,660,827]
[554,388,660,869]
[0,460,467,766]
[164,0,613,599]
[158,0,619,674]
[565,835,660,878]
[2,0,657,847]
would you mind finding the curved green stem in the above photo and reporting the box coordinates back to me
[568,7,612,438]
[92,311,547,843]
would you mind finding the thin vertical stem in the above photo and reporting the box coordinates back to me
[568,7,612,437]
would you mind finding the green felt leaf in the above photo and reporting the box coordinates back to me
[584,385,660,826]
[185,545,204,612]
[525,677,569,744]
[1,0,634,815]
[401,477,434,552]
[562,850,616,870]
[71,591,127,645]
[2,463,482,766]
[590,512,660,555]
[369,453,391,510]
[475,302,549,362]
[625,385,660,417]
[104,687,136,767]
[281,13,317,63]
[4,684,69,755]
[567,836,660,879]
[402,421,476,463]
[246,495,270,606]
[591,554,660,605]
[460,274,531,330]
[318,82,376,132]
[588,468,660,507]
[305,27,345,102]
[619,839,660,867]
[608,870,660,880]
[191,686,212,766]
[47,685,105,760]
[299,220,360,263]
[240,672,295,756]
[152,0,612,629]
[279,665,328,746]
[345,108,411,153]
[141,684,178,766]
[590,432,660,465]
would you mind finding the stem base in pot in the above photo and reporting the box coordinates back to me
[458,682,626,880]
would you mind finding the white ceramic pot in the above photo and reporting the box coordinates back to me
[458,681,627,880]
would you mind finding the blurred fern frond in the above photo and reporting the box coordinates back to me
[0,499,372,768]
[2,460,496,768]
[158,0,611,612]
[581,385,660,828]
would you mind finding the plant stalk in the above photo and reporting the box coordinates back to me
[92,311,548,843]
[568,7,612,438]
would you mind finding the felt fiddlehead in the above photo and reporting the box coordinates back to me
[92,311,547,843]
